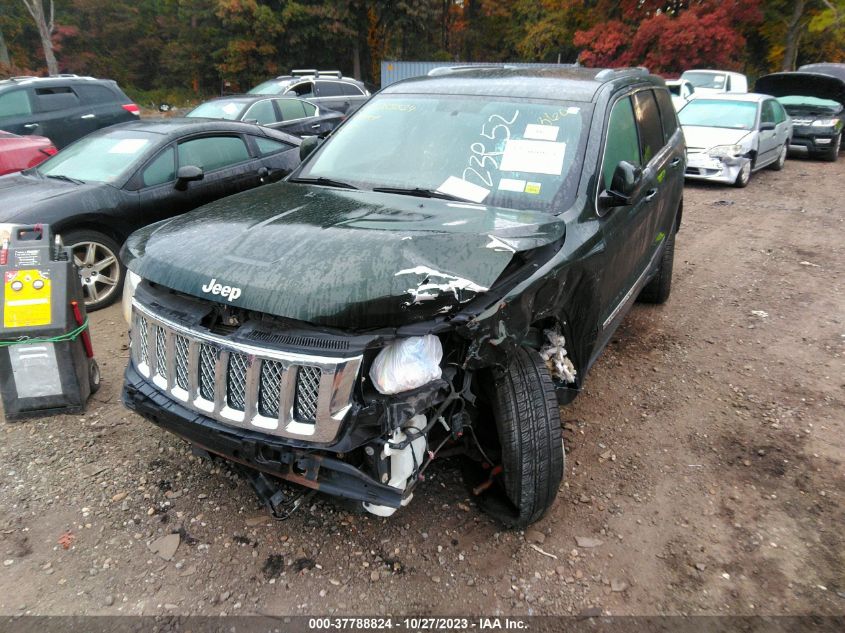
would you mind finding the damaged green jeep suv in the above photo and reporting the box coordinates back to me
[121,66,685,527]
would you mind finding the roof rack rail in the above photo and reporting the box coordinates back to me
[291,69,343,78]
[9,75,39,81]
[427,64,514,77]
[594,67,650,81]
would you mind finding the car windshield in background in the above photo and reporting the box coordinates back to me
[777,95,842,114]
[298,95,591,213]
[247,80,287,95]
[187,100,248,120]
[683,72,726,89]
[36,130,156,183]
[678,100,757,130]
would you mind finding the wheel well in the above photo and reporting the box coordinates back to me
[55,222,124,246]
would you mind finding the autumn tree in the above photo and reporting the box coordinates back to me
[21,0,57,75]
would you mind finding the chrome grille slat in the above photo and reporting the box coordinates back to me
[130,302,362,443]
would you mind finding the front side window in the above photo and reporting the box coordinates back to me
[37,130,155,183]
[601,97,641,190]
[632,90,664,163]
[0,90,32,117]
[286,82,314,98]
[678,99,758,130]
[243,100,277,125]
[298,94,592,213]
[178,136,250,171]
[141,147,175,187]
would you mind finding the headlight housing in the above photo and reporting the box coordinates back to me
[707,144,744,159]
[811,119,838,127]
[121,270,142,324]
[369,335,443,395]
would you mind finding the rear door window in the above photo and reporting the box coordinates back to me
[316,81,344,97]
[276,99,307,121]
[178,136,250,171]
[632,90,664,164]
[602,97,641,190]
[0,89,32,117]
[653,88,679,143]
[34,86,80,112]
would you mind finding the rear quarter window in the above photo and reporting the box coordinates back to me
[74,84,119,105]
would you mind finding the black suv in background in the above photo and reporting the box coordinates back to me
[247,69,370,114]
[122,67,685,527]
[0,75,139,148]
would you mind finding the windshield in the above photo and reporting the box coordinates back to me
[678,99,757,130]
[296,94,591,213]
[187,100,248,120]
[682,72,726,89]
[37,130,157,183]
[248,80,288,95]
[777,95,841,114]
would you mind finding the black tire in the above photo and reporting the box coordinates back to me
[824,133,841,162]
[638,227,676,304]
[64,230,125,311]
[770,143,788,171]
[734,160,751,188]
[88,359,101,394]
[482,347,564,528]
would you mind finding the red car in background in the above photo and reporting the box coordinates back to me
[0,131,57,175]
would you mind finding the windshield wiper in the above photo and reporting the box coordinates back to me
[44,173,85,185]
[289,176,358,189]
[371,186,467,202]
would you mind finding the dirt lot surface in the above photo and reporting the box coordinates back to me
[0,156,843,618]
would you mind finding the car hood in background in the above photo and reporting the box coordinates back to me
[681,126,751,151]
[755,72,845,107]
[0,172,115,223]
[123,182,566,329]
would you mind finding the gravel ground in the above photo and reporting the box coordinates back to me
[0,155,843,617]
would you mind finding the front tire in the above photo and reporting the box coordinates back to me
[734,160,752,188]
[481,347,564,528]
[824,133,841,162]
[64,230,125,311]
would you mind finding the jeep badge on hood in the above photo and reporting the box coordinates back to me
[201,278,242,302]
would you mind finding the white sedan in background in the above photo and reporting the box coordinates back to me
[679,93,792,187]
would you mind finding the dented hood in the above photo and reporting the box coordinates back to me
[123,182,566,328]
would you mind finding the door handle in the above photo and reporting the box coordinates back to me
[80,114,96,119]
[670,157,682,168]
[311,123,321,129]
[24,123,38,129]
[644,188,658,201]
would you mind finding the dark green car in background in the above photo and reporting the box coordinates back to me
[120,66,685,527]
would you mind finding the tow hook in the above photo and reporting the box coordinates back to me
[240,467,315,520]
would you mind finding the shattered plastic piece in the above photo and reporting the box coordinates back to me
[540,328,577,384]
[370,335,443,395]
[750,310,769,319]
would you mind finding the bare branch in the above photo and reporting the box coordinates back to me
[48,0,54,34]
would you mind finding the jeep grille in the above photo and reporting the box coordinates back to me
[130,302,361,443]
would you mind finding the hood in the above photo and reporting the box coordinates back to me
[681,126,751,151]
[755,72,845,106]
[0,172,103,222]
[124,182,566,329]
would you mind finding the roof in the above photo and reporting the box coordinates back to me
[201,94,304,104]
[682,69,746,77]
[382,66,658,102]
[87,118,300,143]
[0,75,104,89]
[689,92,769,103]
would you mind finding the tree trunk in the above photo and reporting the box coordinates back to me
[0,27,10,68]
[781,0,807,71]
[22,0,58,75]
[352,41,361,80]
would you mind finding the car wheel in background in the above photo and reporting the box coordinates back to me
[770,143,788,171]
[824,133,841,162]
[64,230,125,311]
[734,160,752,188]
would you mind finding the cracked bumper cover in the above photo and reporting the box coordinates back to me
[122,362,404,509]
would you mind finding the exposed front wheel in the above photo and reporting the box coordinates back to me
[64,230,125,311]
[824,134,841,162]
[734,160,751,188]
[471,347,564,528]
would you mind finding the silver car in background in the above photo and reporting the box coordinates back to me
[679,93,792,187]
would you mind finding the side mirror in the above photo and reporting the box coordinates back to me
[760,121,776,131]
[599,160,642,209]
[175,165,204,190]
[299,135,321,161]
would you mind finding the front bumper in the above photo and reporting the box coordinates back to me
[684,153,748,184]
[123,361,405,509]
[788,132,837,155]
